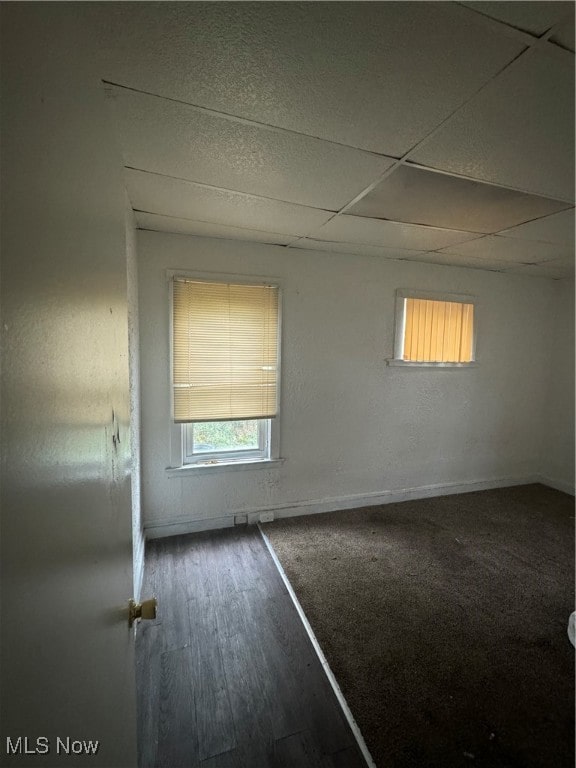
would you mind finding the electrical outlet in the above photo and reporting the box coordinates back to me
[259,511,274,523]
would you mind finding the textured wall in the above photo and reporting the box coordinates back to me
[138,231,565,532]
[543,279,575,492]
[0,6,137,765]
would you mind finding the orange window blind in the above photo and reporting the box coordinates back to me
[403,298,474,363]
[172,279,279,423]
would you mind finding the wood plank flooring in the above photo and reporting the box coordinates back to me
[136,526,368,768]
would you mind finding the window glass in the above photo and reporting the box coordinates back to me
[193,420,260,453]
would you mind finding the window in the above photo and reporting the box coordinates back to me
[389,289,476,367]
[184,419,270,465]
[170,275,280,467]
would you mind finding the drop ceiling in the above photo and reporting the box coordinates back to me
[102,2,575,279]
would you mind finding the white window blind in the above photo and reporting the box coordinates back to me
[403,297,474,363]
[172,278,279,423]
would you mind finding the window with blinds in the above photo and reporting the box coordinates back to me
[172,277,280,423]
[391,291,476,365]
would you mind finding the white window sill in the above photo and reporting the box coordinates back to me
[386,359,478,368]
[166,458,284,477]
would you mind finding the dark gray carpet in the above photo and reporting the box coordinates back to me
[263,484,575,768]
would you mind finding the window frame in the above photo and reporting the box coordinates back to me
[388,288,478,368]
[183,418,271,466]
[167,269,282,471]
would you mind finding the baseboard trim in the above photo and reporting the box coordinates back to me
[262,475,540,521]
[258,524,377,768]
[143,475,540,538]
[145,515,235,540]
[537,475,576,496]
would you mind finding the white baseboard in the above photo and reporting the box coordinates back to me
[537,474,576,496]
[264,475,540,522]
[144,474,541,538]
[145,515,235,540]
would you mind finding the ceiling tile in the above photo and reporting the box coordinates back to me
[347,164,569,233]
[410,49,575,202]
[551,17,576,52]
[502,259,575,279]
[101,3,524,156]
[312,215,482,251]
[461,2,572,35]
[135,212,295,245]
[111,88,393,210]
[544,256,576,273]
[441,234,573,263]
[125,169,333,237]
[497,208,575,245]
[400,251,512,271]
[289,239,426,260]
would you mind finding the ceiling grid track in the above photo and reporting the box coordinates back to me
[111,2,573,277]
[286,22,573,249]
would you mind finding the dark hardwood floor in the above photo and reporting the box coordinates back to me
[136,526,368,768]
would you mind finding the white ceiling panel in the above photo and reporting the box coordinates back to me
[502,259,575,279]
[497,208,575,245]
[101,3,524,156]
[125,169,333,237]
[348,164,570,233]
[312,215,482,251]
[135,212,295,245]
[289,239,426,260]
[461,2,572,35]
[410,49,575,202]
[400,251,512,271]
[551,17,576,52]
[111,87,394,210]
[441,234,573,263]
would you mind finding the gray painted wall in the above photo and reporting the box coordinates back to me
[543,279,575,491]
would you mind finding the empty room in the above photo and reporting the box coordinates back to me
[1,2,574,768]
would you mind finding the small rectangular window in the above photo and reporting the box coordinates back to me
[390,290,476,367]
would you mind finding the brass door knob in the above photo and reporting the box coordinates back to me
[128,597,157,628]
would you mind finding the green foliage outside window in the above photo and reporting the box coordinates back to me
[194,420,259,451]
